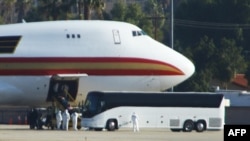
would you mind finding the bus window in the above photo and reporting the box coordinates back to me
[83,93,104,118]
[83,95,98,117]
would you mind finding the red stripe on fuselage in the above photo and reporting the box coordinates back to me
[0,69,181,75]
[0,57,184,76]
[1,57,168,64]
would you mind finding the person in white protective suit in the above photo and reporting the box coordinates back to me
[62,109,70,131]
[131,112,139,132]
[71,111,78,131]
[56,110,62,130]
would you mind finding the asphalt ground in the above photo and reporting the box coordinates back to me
[0,125,223,141]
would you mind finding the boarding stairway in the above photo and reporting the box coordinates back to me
[46,91,82,130]
[53,90,77,110]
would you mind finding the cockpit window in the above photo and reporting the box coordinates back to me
[141,30,147,35]
[132,30,147,37]
[137,31,142,36]
[132,31,137,36]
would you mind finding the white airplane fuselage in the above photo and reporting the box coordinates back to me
[0,20,195,107]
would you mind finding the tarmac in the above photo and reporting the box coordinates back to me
[0,125,223,141]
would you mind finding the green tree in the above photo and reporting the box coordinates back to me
[173,0,250,91]
[110,1,154,38]
[192,36,217,72]
[125,3,144,25]
[0,0,16,23]
[175,0,250,60]
[175,36,216,91]
[0,16,4,24]
[82,0,105,20]
[215,38,247,89]
[110,1,126,21]
[244,65,250,87]
[16,0,32,23]
[25,0,76,21]
[177,36,247,91]
[144,0,166,41]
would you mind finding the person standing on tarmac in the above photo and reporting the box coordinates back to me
[71,111,78,131]
[56,110,62,130]
[28,108,37,129]
[62,109,70,131]
[131,112,139,132]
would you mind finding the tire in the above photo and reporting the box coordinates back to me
[170,128,181,132]
[195,120,206,132]
[183,120,194,132]
[94,128,103,131]
[77,125,82,130]
[51,125,54,130]
[106,119,116,131]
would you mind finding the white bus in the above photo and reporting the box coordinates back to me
[81,91,225,132]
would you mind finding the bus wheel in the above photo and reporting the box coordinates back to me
[170,128,181,132]
[77,126,82,130]
[106,119,116,131]
[195,120,206,132]
[183,120,194,132]
[94,128,103,131]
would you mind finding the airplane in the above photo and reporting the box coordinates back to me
[0,20,195,108]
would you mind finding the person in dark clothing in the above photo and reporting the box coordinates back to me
[27,109,34,129]
[57,84,70,109]
[36,109,43,130]
[28,108,38,129]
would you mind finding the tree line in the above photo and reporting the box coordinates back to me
[0,0,249,91]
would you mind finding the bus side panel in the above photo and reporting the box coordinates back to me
[82,106,224,130]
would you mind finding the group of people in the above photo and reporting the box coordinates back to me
[56,109,79,131]
[27,108,44,130]
[53,83,71,109]
[29,108,139,132]
[56,110,139,132]
[53,83,79,131]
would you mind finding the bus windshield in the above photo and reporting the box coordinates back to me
[82,93,104,118]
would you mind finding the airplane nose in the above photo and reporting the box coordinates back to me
[167,48,195,82]
[170,47,195,80]
[153,42,195,90]
[181,53,195,79]
[160,44,195,79]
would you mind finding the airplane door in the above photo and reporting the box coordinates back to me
[46,75,79,103]
[112,29,121,44]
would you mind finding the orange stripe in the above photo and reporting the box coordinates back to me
[0,57,184,75]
